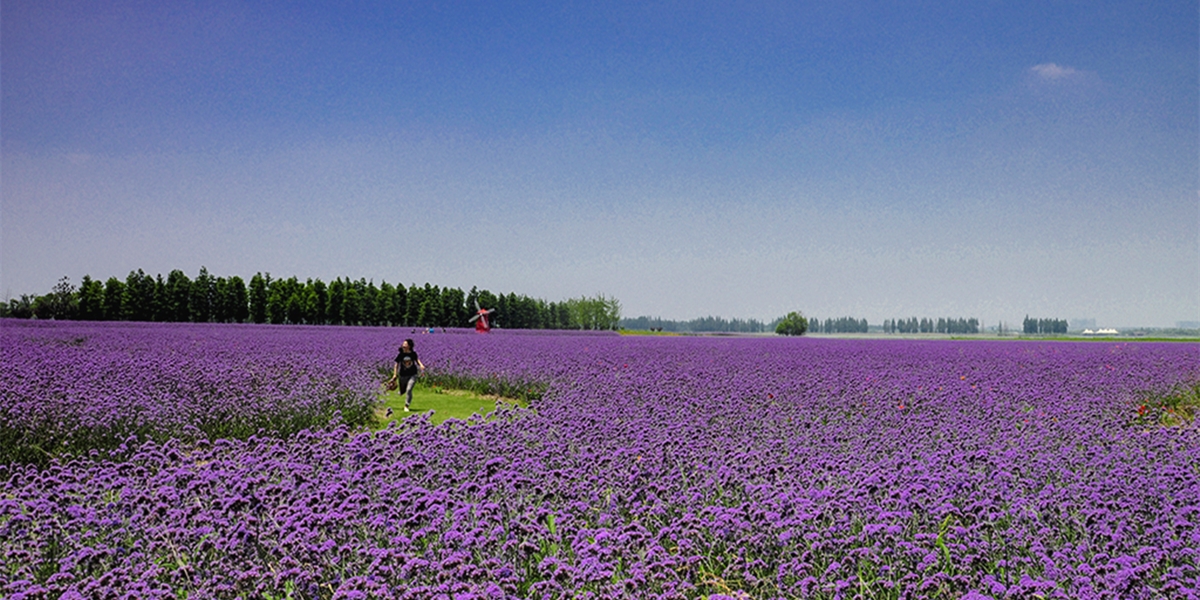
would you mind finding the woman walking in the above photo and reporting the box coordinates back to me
[388,338,425,411]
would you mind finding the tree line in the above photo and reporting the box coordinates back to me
[1023,316,1068,335]
[809,316,870,334]
[882,317,981,334]
[619,315,774,333]
[2,269,621,330]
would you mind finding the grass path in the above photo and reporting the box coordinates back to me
[373,383,525,428]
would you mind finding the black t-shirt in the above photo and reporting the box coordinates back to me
[395,351,420,377]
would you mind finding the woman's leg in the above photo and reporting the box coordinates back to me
[403,376,417,410]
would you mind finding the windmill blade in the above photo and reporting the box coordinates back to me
[485,308,496,315]
[468,314,481,323]
[474,299,481,311]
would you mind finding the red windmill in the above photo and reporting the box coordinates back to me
[469,300,496,333]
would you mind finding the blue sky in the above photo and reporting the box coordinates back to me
[3,1,1197,327]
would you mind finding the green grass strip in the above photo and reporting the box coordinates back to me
[372,381,529,428]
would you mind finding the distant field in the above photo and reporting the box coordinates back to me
[622,329,1200,342]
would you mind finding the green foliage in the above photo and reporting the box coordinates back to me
[249,273,269,324]
[623,315,770,333]
[566,294,621,330]
[775,311,809,336]
[8,269,622,332]
[190,267,219,323]
[883,317,979,334]
[38,276,80,320]
[811,316,869,334]
[125,269,156,321]
[103,277,125,320]
[1,295,36,319]
[166,269,192,322]
[226,275,250,323]
[1024,315,1068,335]
[77,276,105,321]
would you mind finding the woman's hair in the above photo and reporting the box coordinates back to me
[403,338,415,351]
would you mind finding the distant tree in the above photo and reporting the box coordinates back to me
[565,294,621,330]
[414,284,441,327]
[189,267,215,323]
[212,277,229,322]
[165,270,191,322]
[265,276,290,324]
[414,294,430,327]
[296,279,317,324]
[248,273,269,324]
[361,280,378,325]
[403,283,422,326]
[389,282,407,326]
[103,277,125,320]
[466,287,480,320]
[227,276,249,323]
[365,280,382,326]
[3,295,36,319]
[503,293,523,328]
[342,282,362,326]
[441,287,466,327]
[301,282,320,325]
[325,278,344,325]
[120,271,138,321]
[551,301,572,329]
[36,276,79,320]
[31,294,52,320]
[425,284,443,326]
[151,274,168,321]
[775,311,809,336]
[377,282,396,325]
[77,275,105,321]
[310,279,328,324]
[285,278,305,325]
[351,279,376,326]
[476,289,499,311]
[124,269,156,322]
[16,266,630,331]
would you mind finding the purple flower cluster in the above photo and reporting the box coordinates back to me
[2,321,1198,599]
[0,321,387,462]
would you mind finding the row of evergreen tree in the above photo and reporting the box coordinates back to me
[1023,316,1068,335]
[883,317,981,334]
[619,314,989,335]
[619,315,774,333]
[809,316,870,334]
[2,269,621,330]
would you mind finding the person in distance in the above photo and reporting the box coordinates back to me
[388,338,425,412]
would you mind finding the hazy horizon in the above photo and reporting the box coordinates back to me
[3,1,1197,328]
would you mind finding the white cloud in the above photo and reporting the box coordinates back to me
[1029,63,1079,80]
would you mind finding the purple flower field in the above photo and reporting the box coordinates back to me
[2,320,1198,599]
[0,321,387,463]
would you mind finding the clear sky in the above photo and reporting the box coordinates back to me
[3,1,1197,328]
